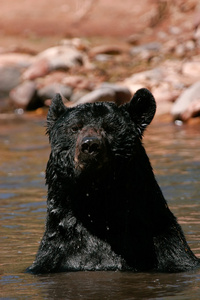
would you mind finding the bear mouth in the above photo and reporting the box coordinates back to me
[74,152,108,172]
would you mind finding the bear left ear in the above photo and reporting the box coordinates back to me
[124,88,156,136]
[46,93,67,134]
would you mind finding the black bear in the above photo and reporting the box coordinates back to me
[27,88,199,274]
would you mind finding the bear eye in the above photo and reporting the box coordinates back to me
[71,124,82,133]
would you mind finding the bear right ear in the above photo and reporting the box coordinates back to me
[124,88,156,137]
[46,93,67,134]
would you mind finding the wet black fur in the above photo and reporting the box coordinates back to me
[27,88,199,274]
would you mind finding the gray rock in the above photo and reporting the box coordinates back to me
[171,81,200,119]
[169,26,182,35]
[38,83,73,101]
[89,45,123,57]
[0,53,34,68]
[72,84,132,106]
[23,46,84,80]
[175,44,186,57]
[0,66,21,97]
[73,88,116,106]
[123,68,163,94]
[40,46,83,70]
[182,61,200,78]
[70,90,89,103]
[9,81,41,110]
[100,83,132,104]
[130,42,161,55]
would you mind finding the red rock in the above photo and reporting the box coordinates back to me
[62,75,95,90]
[22,58,50,80]
[36,71,68,88]
[126,34,141,45]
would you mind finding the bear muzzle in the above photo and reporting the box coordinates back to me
[81,136,101,155]
[74,128,107,171]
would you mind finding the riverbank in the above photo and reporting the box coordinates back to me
[1,0,200,123]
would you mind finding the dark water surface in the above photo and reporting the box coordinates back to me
[1,115,200,299]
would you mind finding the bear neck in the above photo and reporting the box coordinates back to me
[45,144,166,225]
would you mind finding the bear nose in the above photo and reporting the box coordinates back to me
[81,137,101,154]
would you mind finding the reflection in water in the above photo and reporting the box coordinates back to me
[0,116,200,299]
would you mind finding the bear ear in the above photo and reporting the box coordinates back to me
[46,93,67,134]
[124,88,156,136]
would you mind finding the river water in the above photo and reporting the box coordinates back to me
[0,114,200,299]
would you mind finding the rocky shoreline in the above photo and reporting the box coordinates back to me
[1,30,200,123]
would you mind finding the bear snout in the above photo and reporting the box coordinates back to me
[81,136,101,155]
[74,128,107,171]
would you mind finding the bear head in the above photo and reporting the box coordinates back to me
[46,88,156,180]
